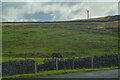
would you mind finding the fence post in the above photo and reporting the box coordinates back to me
[35,61,37,73]
[91,56,94,68]
[56,58,58,70]
[72,57,75,69]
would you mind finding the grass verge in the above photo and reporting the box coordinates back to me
[2,66,119,79]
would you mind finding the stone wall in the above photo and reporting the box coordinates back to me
[2,54,119,76]
[38,54,119,71]
[2,59,36,76]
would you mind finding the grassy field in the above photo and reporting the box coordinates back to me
[2,16,119,62]
[2,67,119,78]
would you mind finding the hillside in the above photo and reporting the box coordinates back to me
[70,15,120,22]
[2,15,119,59]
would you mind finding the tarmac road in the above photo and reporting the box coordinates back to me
[37,69,119,78]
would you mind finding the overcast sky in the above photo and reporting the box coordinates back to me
[1,2,118,22]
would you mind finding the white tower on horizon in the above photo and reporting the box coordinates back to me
[86,10,89,19]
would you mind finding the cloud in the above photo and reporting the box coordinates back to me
[2,0,120,2]
[2,2,118,22]
[104,3,118,16]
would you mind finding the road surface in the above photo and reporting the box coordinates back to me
[37,69,119,78]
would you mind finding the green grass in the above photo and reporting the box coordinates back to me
[2,57,69,64]
[2,20,119,60]
[2,57,45,64]
[2,67,119,78]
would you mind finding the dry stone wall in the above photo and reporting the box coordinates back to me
[2,59,36,76]
[2,54,119,76]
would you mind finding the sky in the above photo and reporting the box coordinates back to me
[1,2,119,22]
